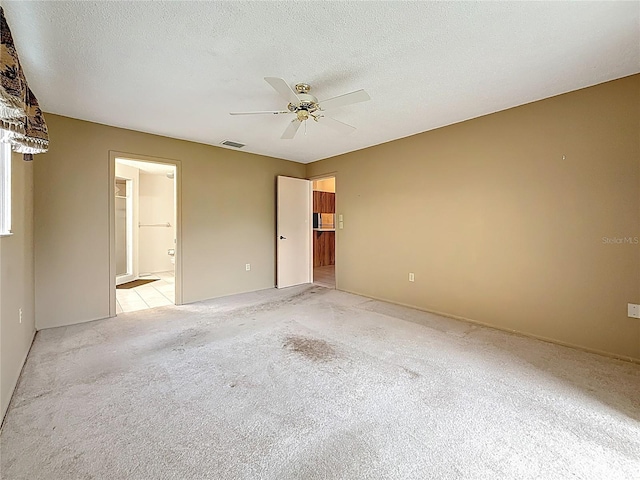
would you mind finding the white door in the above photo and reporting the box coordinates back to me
[277,176,312,288]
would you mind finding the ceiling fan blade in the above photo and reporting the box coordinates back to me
[318,89,370,110]
[230,110,290,115]
[264,77,300,105]
[318,116,356,135]
[281,119,301,139]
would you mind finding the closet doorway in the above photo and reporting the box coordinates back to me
[312,176,336,288]
[109,154,182,315]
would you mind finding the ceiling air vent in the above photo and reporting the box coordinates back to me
[221,140,246,149]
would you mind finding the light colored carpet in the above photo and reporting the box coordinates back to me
[1,286,639,479]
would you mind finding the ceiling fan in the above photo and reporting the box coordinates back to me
[230,77,370,139]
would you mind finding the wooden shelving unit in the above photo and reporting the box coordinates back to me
[313,191,336,267]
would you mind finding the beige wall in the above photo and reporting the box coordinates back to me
[307,75,640,361]
[1,152,36,420]
[35,114,305,329]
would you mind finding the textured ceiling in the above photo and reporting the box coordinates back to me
[4,1,639,164]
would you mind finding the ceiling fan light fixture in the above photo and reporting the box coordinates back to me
[296,110,310,122]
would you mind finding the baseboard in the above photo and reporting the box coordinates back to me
[37,312,112,330]
[42,286,284,329]
[184,285,280,305]
[338,288,640,365]
[1,328,37,430]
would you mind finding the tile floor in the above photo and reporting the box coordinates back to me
[116,271,175,313]
[313,265,335,289]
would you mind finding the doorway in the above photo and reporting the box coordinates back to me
[110,155,180,314]
[312,177,336,288]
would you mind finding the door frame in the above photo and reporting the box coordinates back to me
[108,151,183,316]
[308,172,338,288]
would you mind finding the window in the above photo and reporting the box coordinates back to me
[0,140,11,236]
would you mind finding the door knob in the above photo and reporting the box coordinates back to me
[279,235,286,240]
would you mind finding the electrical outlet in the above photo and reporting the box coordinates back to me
[408,273,415,282]
[19,308,22,324]
[245,264,251,271]
[628,303,640,319]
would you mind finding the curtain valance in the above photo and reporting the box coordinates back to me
[0,6,48,156]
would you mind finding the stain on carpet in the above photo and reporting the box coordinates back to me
[400,366,421,379]
[283,335,337,362]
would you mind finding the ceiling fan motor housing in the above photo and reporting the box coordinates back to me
[288,92,319,116]
[295,83,311,94]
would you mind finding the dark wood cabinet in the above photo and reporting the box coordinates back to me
[326,192,335,213]
[313,231,335,267]
[313,192,335,213]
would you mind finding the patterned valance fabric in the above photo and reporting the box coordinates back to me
[0,6,48,156]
